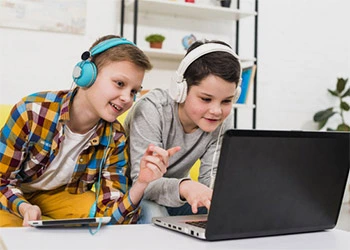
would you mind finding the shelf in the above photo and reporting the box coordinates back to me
[232,104,256,109]
[143,48,185,60]
[142,47,256,65]
[126,0,257,21]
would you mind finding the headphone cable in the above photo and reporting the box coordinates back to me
[209,121,225,189]
[89,124,112,235]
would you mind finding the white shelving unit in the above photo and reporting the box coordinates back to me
[120,0,258,128]
[125,0,256,21]
[143,47,256,66]
[124,0,257,64]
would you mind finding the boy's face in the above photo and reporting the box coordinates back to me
[85,60,145,123]
[178,74,236,133]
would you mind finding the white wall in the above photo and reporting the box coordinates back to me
[0,0,120,104]
[0,0,349,201]
[258,0,350,131]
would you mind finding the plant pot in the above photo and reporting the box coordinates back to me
[149,42,163,49]
[220,0,231,8]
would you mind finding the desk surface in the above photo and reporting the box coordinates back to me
[0,225,349,250]
[337,202,350,231]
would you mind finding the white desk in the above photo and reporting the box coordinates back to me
[0,225,349,250]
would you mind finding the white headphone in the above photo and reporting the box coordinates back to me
[169,43,242,103]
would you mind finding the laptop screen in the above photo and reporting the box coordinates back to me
[207,130,350,240]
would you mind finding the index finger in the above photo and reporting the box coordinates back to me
[167,146,181,157]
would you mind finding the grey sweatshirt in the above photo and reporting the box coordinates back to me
[124,88,233,207]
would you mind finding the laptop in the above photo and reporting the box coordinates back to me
[28,217,111,227]
[152,129,350,241]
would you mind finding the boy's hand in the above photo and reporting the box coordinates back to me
[179,180,213,213]
[138,144,181,184]
[19,203,42,227]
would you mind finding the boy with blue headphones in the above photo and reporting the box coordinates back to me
[0,35,180,226]
[124,40,242,223]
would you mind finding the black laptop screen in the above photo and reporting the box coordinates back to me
[207,130,350,240]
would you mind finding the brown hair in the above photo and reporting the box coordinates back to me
[184,40,241,89]
[89,34,152,72]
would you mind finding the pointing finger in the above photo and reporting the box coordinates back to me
[167,146,181,157]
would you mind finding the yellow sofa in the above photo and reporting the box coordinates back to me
[0,104,199,180]
[0,104,12,129]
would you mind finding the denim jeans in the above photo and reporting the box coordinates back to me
[137,199,169,224]
[166,202,208,216]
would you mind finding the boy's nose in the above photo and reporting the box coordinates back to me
[119,90,132,103]
[209,104,222,115]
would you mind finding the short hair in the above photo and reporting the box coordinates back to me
[183,40,241,89]
[89,34,152,72]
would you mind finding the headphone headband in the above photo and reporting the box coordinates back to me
[90,37,135,56]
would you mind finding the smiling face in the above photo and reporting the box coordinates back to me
[76,60,144,126]
[178,74,236,133]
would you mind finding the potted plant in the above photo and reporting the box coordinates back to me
[145,34,165,49]
[313,78,350,131]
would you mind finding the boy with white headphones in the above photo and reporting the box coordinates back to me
[124,40,242,223]
[0,35,180,227]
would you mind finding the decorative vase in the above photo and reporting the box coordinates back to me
[220,0,231,8]
[149,42,163,49]
[182,34,197,50]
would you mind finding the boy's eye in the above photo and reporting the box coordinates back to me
[116,81,124,87]
[223,99,233,104]
[131,90,138,96]
[201,97,211,102]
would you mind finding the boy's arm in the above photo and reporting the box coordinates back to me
[0,102,32,217]
[95,141,140,224]
[96,140,180,224]
[125,99,186,207]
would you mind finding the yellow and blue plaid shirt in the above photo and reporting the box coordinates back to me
[0,88,139,224]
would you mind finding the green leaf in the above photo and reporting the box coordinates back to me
[318,119,328,129]
[337,123,350,131]
[340,101,350,111]
[327,89,339,96]
[336,78,347,93]
[313,108,335,122]
[145,34,165,42]
[341,87,350,98]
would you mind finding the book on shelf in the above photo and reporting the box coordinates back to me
[236,65,256,104]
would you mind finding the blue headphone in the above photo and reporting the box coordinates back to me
[72,37,135,88]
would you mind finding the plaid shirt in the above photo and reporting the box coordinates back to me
[0,88,140,224]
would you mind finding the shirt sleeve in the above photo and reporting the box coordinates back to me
[0,102,32,217]
[95,139,141,224]
[125,97,186,207]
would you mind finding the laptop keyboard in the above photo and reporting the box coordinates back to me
[185,220,207,229]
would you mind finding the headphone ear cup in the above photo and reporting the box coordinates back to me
[177,81,188,103]
[169,76,188,103]
[233,85,242,103]
[72,61,97,88]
